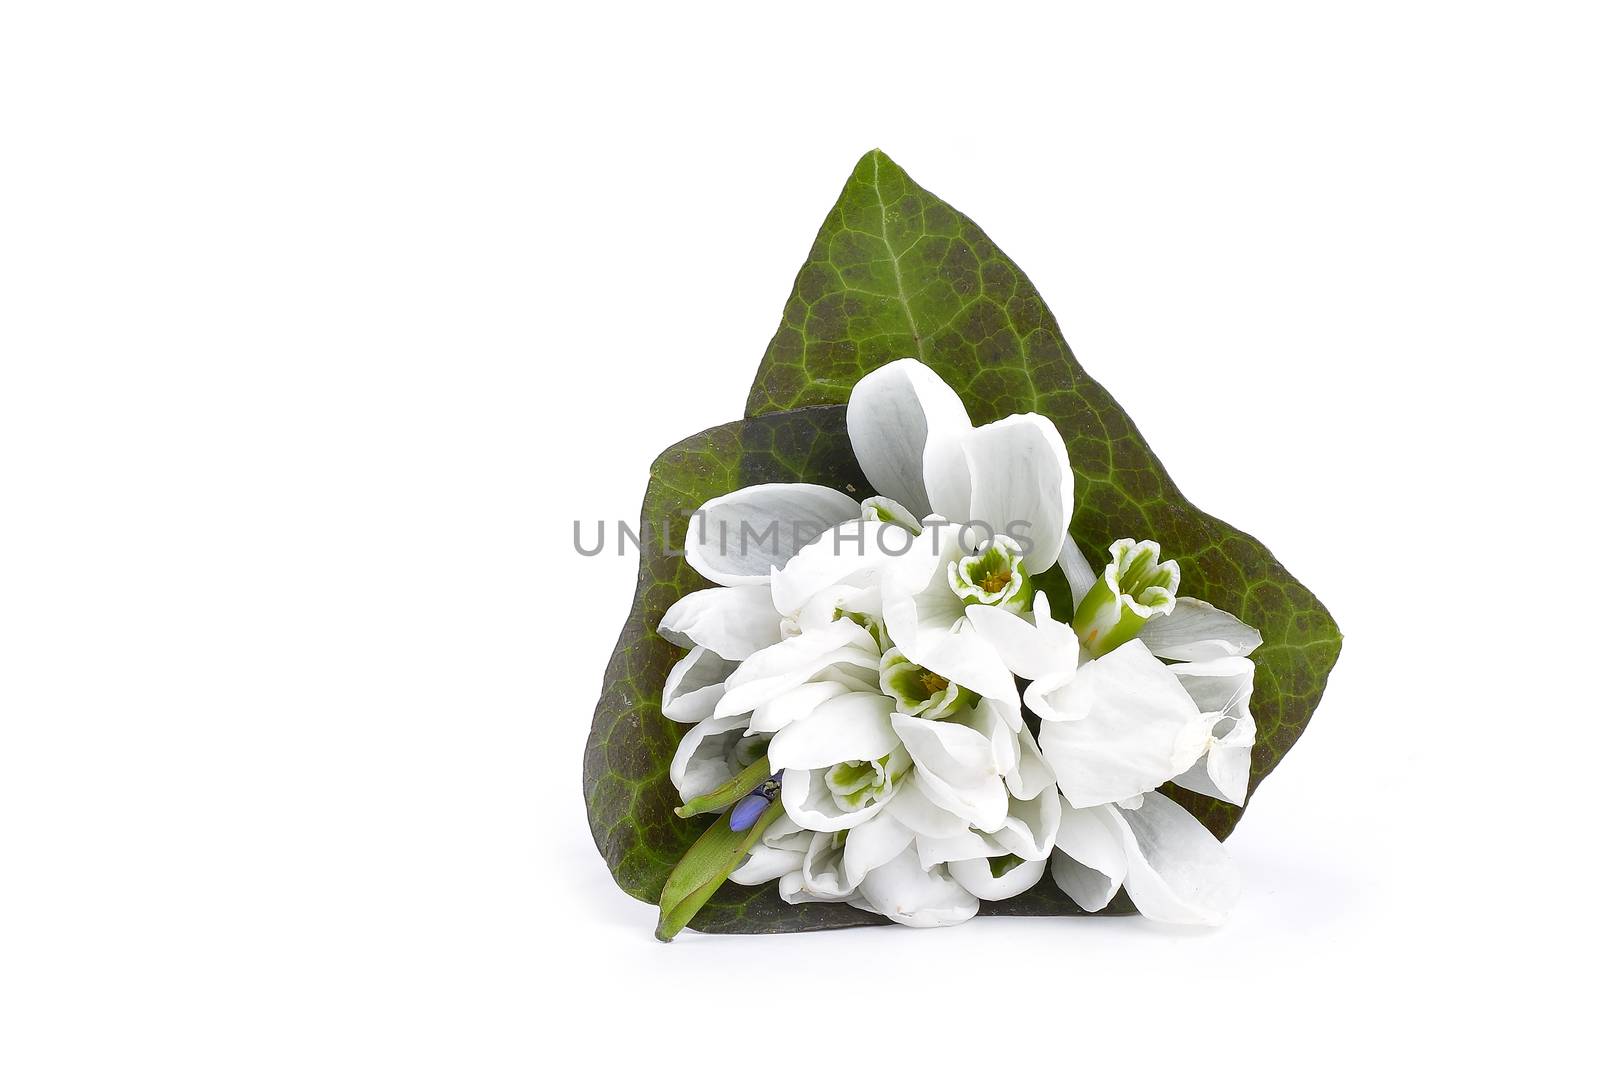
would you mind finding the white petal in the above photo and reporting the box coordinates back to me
[957,414,1073,573]
[843,810,915,886]
[1169,657,1257,805]
[880,519,968,656]
[857,846,980,928]
[949,699,1020,777]
[1113,791,1241,925]
[800,830,859,899]
[1057,534,1100,611]
[860,495,923,533]
[1005,726,1055,801]
[1037,639,1210,808]
[778,869,862,907]
[780,767,892,832]
[915,827,1004,867]
[685,483,861,587]
[993,785,1062,861]
[658,585,783,662]
[661,645,737,723]
[669,713,753,805]
[846,358,971,519]
[730,842,805,886]
[770,519,915,616]
[891,714,1009,833]
[967,597,1077,681]
[915,629,1023,726]
[1050,852,1120,913]
[1139,596,1263,662]
[748,679,851,734]
[922,430,973,524]
[948,856,1047,901]
[883,773,969,838]
[768,691,899,771]
[1051,802,1128,912]
[716,620,878,717]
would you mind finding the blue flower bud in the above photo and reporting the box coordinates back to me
[728,792,771,832]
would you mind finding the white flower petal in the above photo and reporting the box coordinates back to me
[857,846,980,928]
[685,483,861,587]
[915,629,1023,726]
[779,869,862,907]
[993,784,1062,861]
[883,773,970,838]
[1113,791,1241,926]
[1139,596,1263,662]
[1037,639,1210,808]
[915,828,1003,868]
[1051,802,1128,912]
[957,413,1073,573]
[669,713,754,805]
[661,645,736,723]
[771,519,915,617]
[1004,725,1055,801]
[748,679,851,734]
[948,856,1047,901]
[800,829,859,899]
[768,691,899,771]
[880,519,968,656]
[922,430,973,524]
[861,495,923,533]
[846,359,971,519]
[843,809,915,886]
[1169,657,1257,805]
[891,714,1009,833]
[780,767,893,832]
[658,585,783,662]
[716,620,878,717]
[730,842,805,886]
[967,595,1078,681]
[949,699,1020,777]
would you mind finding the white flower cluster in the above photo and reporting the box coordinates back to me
[660,360,1261,928]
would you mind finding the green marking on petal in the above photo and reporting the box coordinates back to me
[878,647,974,719]
[1072,538,1182,658]
[824,747,909,812]
[861,495,922,534]
[948,535,1032,611]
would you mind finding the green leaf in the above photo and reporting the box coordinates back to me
[584,150,1341,934]
[656,800,785,942]
[743,149,1342,841]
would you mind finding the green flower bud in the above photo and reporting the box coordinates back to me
[1072,538,1180,658]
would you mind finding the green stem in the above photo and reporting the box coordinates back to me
[673,756,772,819]
[656,799,785,942]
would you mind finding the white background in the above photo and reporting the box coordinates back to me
[3,2,1597,1063]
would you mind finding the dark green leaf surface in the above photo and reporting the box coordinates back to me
[584,150,1340,934]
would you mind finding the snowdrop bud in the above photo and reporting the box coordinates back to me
[1072,538,1180,658]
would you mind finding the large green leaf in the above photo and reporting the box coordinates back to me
[584,150,1341,934]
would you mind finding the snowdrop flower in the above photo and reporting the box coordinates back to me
[657,358,1263,930]
[970,549,1264,925]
